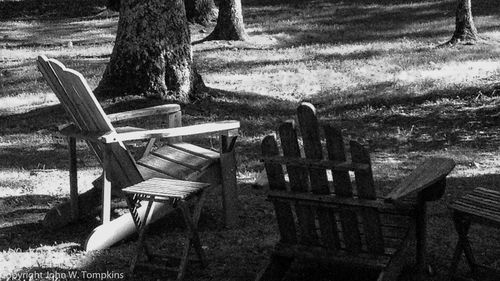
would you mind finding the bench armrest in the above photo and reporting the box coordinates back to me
[385,157,455,202]
[98,120,240,143]
[107,104,181,122]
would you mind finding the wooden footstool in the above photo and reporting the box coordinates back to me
[122,178,210,281]
[449,187,500,280]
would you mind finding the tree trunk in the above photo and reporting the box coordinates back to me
[96,0,206,102]
[185,0,218,26]
[204,0,248,41]
[449,0,478,44]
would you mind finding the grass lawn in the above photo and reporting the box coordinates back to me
[1,0,500,280]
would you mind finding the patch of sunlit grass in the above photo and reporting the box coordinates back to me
[1,0,500,279]
[0,246,85,277]
[0,168,100,198]
[0,93,59,115]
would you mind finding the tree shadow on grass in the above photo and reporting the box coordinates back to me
[307,83,500,152]
[2,58,108,97]
[0,87,298,176]
[0,219,98,252]
[1,80,500,171]
[2,175,498,281]
[197,49,384,75]
[245,0,499,46]
[0,0,108,21]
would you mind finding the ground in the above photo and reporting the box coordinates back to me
[1,0,500,280]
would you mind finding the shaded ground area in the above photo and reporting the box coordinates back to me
[1,91,500,280]
[245,0,500,46]
[1,0,500,280]
[0,0,107,20]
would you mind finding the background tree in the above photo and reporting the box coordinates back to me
[204,0,248,41]
[185,0,218,26]
[96,0,205,102]
[447,0,478,44]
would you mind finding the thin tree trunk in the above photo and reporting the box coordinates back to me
[95,0,205,102]
[185,0,218,26]
[203,0,248,41]
[448,0,478,44]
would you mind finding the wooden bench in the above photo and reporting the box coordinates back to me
[122,178,210,281]
[256,102,455,281]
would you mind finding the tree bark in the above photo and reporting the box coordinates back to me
[96,0,206,102]
[185,0,218,26]
[449,0,478,44]
[204,0,248,41]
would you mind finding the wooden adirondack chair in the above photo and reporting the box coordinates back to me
[36,55,240,250]
[257,103,455,281]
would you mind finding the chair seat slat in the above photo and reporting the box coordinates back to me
[152,145,214,171]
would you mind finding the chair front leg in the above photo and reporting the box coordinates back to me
[220,135,239,228]
[102,144,112,224]
[68,136,79,220]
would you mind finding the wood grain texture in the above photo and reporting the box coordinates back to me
[324,125,361,252]
[279,121,318,245]
[100,121,240,143]
[350,140,384,254]
[108,104,181,122]
[296,105,338,248]
[262,135,297,244]
[385,158,455,201]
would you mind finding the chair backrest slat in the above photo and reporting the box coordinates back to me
[324,125,362,252]
[279,121,318,245]
[297,104,340,248]
[297,104,329,194]
[42,57,113,133]
[37,55,143,188]
[262,135,297,244]
[37,56,83,127]
[350,141,385,254]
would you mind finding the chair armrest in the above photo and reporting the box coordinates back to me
[98,120,240,143]
[58,123,110,142]
[115,126,147,134]
[385,157,455,202]
[107,104,181,122]
[58,124,145,140]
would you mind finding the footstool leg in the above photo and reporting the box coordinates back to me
[130,197,155,273]
[450,212,477,278]
[176,200,206,281]
[449,236,464,278]
[191,191,208,266]
[457,217,476,275]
